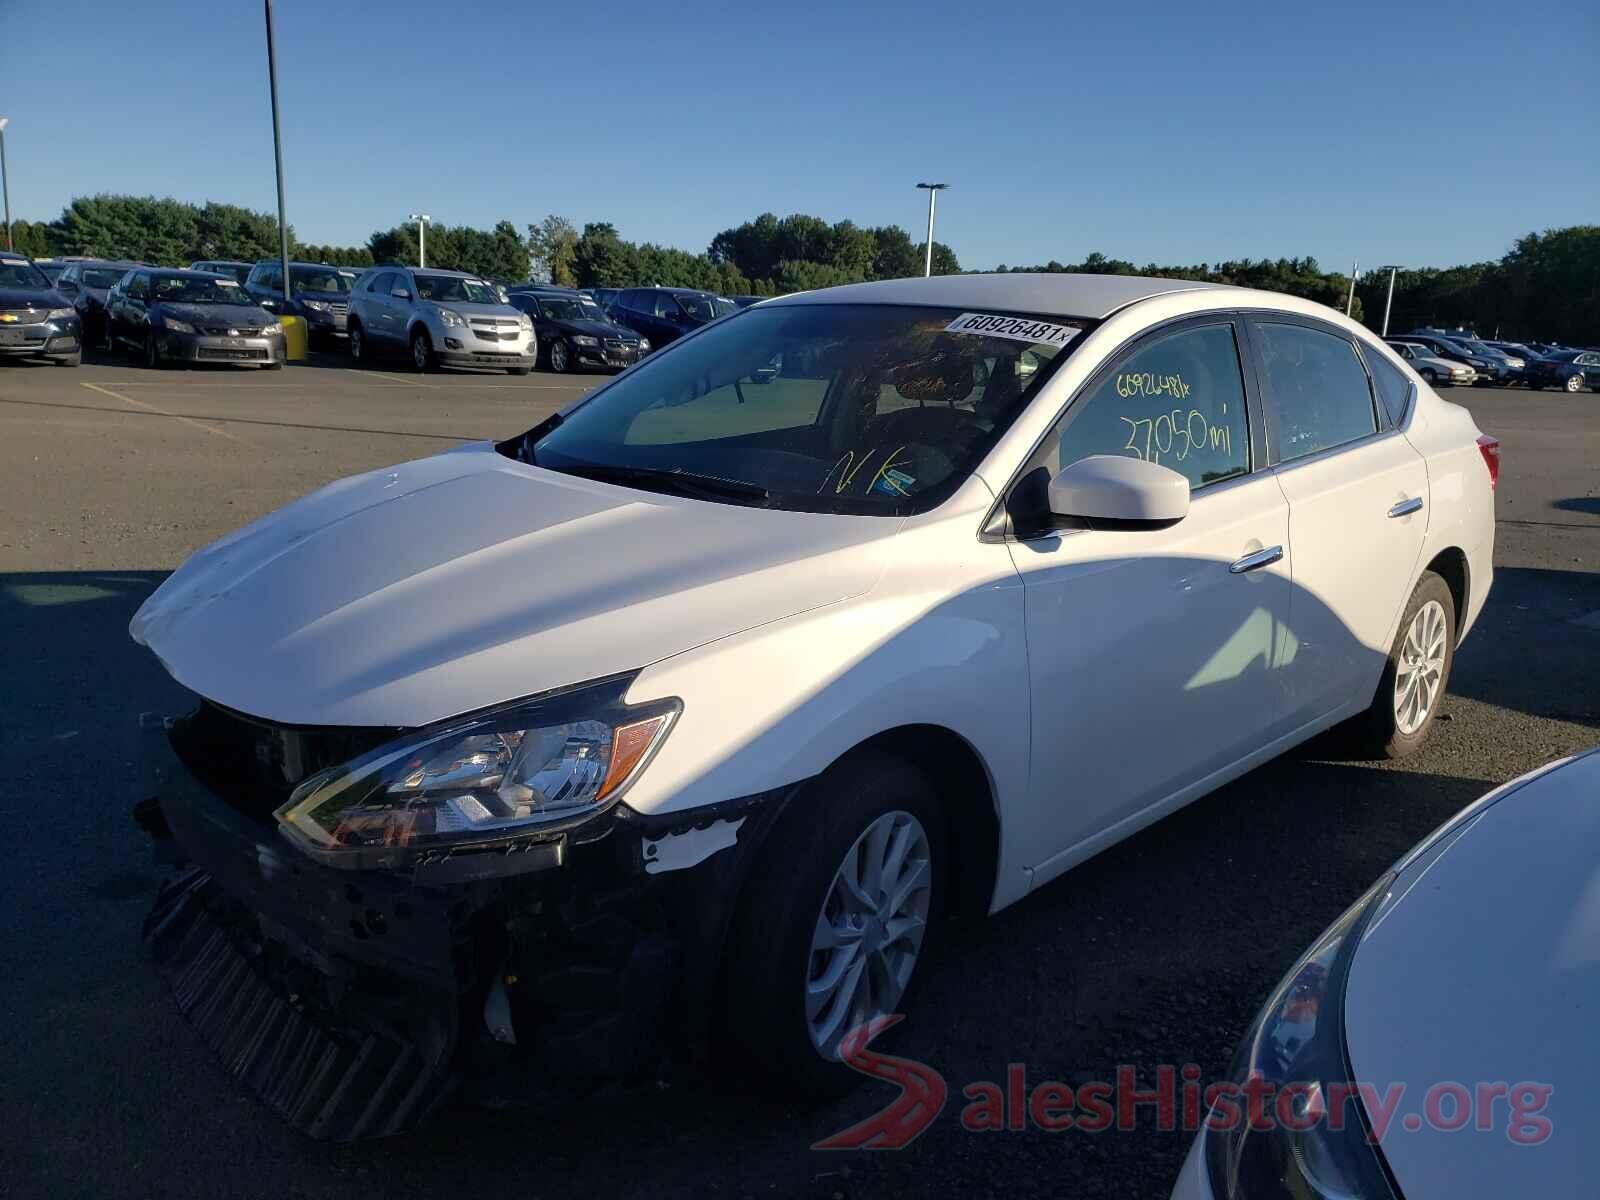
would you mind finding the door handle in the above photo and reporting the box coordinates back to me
[1388,497,1424,518]
[1229,545,1284,574]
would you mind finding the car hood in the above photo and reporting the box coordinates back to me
[1343,749,1600,1198]
[130,440,898,727]
[1417,355,1464,372]
[157,302,274,325]
[426,300,522,318]
[549,316,631,339]
[0,287,66,309]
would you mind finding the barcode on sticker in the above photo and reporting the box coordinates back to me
[944,313,1081,348]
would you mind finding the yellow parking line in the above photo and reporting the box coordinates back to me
[79,382,244,443]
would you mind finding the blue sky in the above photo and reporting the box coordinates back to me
[9,0,1596,271]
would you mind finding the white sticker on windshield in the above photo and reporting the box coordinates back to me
[944,312,1082,348]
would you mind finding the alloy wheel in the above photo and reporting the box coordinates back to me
[1565,373,1584,393]
[805,809,932,1059]
[412,334,429,371]
[1394,599,1448,735]
[550,340,568,372]
[349,326,363,361]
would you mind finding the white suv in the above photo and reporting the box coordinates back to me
[132,273,1496,1138]
[346,266,536,374]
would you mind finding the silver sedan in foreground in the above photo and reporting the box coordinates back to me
[1173,748,1596,1199]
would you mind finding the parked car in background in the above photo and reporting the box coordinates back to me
[0,253,82,366]
[105,268,286,369]
[1399,332,1500,385]
[506,287,647,372]
[1386,339,1475,387]
[605,286,736,349]
[1446,335,1525,384]
[242,260,353,347]
[34,258,69,285]
[1171,749,1599,1200]
[54,258,141,347]
[1525,348,1600,392]
[590,286,622,311]
[130,273,1496,1138]
[346,265,536,374]
[189,260,254,286]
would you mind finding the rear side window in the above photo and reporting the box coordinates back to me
[1254,322,1377,464]
[1046,322,1251,489]
[1364,347,1412,426]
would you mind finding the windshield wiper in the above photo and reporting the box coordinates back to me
[563,462,771,505]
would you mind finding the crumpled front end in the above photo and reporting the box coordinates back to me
[135,699,791,1140]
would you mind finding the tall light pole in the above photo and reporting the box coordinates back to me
[916,182,948,277]
[1345,259,1359,317]
[263,0,291,306]
[409,213,432,268]
[1381,266,1398,336]
[0,118,12,251]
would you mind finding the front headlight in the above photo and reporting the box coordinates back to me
[572,335,599,347]
[638,338,651,351]
[263,322,284,335]
[163,318,196,334]
[1204,875,1398,1199]
[517,314,533,331]
[302,300,331,313]
[47,307,75,320]
[438,308,467,328]
[275,680,679,870]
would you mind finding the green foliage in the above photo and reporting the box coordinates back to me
[366,219,530,281]
[706,212,958,292]
[528,215,579,286]
[298,244,373,267]
[8,219,63,258]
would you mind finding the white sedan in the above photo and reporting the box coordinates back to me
[1172,749,1596,1199]
[130,273,1498,1135]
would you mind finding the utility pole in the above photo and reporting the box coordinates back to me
[409,213,432,268]
[1345,259,1358,316]
[263,0,291,306]
[916,182,949,277]
[0,118,12,251]
[1381,267,1397,336]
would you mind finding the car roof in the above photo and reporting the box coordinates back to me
[411,268,488,279]
[149,268,241,280]
[759,272,1224,319]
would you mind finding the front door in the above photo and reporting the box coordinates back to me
[1247,318,1429,728]
[1007,319,1294,869]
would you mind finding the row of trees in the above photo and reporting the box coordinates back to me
[11,194,1594,342]
[526,211,960,296]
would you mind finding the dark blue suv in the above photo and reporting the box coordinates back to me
[604,287,736,350]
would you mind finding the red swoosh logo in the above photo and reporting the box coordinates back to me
[812,1015,948,1150]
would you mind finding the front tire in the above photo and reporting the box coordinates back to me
[410,328,435,373]
[547,338,570,373]
[143,330,161,370]
[1564,373,1585,393]
[348,322,367,364]
[725,751,945,1098]
[1353,571,1456,759]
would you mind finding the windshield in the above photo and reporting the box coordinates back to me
[83,268,129,288]
[414,275,501,304]
[0,260,51,290]
[290,267,352,294]
[152,275,252,304]
[521,303,1088,515]
[37,263,66,283]
[537,297,590,321]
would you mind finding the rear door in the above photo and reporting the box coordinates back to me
[1246,317,1429,729]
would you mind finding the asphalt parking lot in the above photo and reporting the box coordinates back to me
[3,354,1597,1199]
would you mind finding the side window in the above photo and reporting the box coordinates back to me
[1255,322,1377,463]
[656,294,685,320]
[128,272,150,299]
[1044,323,1251,490]
[1363,347,1412,426]
[368,271,395,294]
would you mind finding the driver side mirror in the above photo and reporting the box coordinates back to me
[391,287,411,300]
[1047,455,1189,525]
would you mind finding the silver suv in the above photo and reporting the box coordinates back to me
[347,266,536,374]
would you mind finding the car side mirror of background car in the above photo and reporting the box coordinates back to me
[1047,455,1190,525]
[391,288,411,300]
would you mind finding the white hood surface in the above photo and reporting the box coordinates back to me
[1343,750,1599,1198]
[131,442,897,726]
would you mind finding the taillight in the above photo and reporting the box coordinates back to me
[1477,434,1500,489]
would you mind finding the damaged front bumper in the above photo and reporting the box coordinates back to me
[136,704,795,1140]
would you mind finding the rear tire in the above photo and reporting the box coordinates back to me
[143,330,161,370]
[1351,571,1456,759]
[410,328,435,373]
[725,750,946,1099]
[1564,373,1585,393]
[348,322,367,364]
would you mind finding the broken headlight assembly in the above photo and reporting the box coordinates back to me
[274,678,679,870]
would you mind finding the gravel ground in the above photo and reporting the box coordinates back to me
[2,356,1596,1199]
